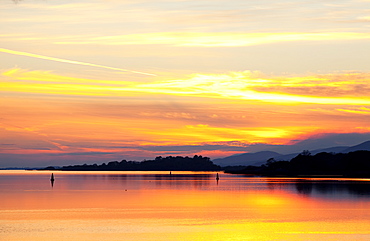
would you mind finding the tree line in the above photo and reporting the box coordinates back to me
[226,150,370,177]
[45,155,221,171]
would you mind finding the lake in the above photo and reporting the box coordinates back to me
[1,170,370,240]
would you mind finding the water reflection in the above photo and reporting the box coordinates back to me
[1,171,370,241]
[74,172,217,190]
[265,178,370,198]
[40,171,370,200]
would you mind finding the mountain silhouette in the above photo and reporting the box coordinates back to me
[228,150,370,177]
[342,140,370,153]
[213,151,281,166]
[214,140,370,167]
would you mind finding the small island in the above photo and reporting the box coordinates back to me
[44,155,221,171]
[225,150,370,177]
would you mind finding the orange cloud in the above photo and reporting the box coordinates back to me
[2,68,370,163]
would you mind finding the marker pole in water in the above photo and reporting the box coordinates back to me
[50,173,55,187]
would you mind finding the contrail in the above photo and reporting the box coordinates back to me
[0,48,156,76]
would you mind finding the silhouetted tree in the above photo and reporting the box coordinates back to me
[226,150,370,177]
[60,155,221,171]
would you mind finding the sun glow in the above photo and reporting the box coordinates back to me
[1,68,370,164]
[3,69,370,105]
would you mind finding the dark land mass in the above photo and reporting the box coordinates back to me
[213,151,282,167]
[213,140,370,167]
[44,155,221,171]
[41,150,370,177]
[225,150,370,177]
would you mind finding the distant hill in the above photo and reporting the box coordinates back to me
[213,140,370,167]
[227,150,370,177]
[342,140,370,153]
[311,146,349,154]
[272,146,349,163]
[213,151,281,166]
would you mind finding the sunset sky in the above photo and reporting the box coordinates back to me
[1,0,370,167]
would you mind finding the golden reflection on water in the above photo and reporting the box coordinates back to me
[1,171,370,240]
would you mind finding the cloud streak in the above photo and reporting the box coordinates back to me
[0,48,156,76]
[2,68,370,167]
[3,69,370,105]
[55,32,370,47]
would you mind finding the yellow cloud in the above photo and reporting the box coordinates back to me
[2,68,370,105]
[55,32,370,47]
[3,68,370,151]
[2,68,133,85]
[136,72,370,105]
[336,108,370,115]
[144,124,297,144]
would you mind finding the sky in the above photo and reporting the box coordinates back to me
[1,0,370,167]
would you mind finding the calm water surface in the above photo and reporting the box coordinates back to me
[1,171,370,240]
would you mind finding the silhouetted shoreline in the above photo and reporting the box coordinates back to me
[43,155,221,171]
[224,150,370,178]
[40,151,370,177]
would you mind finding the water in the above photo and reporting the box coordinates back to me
[1,171,370,240]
